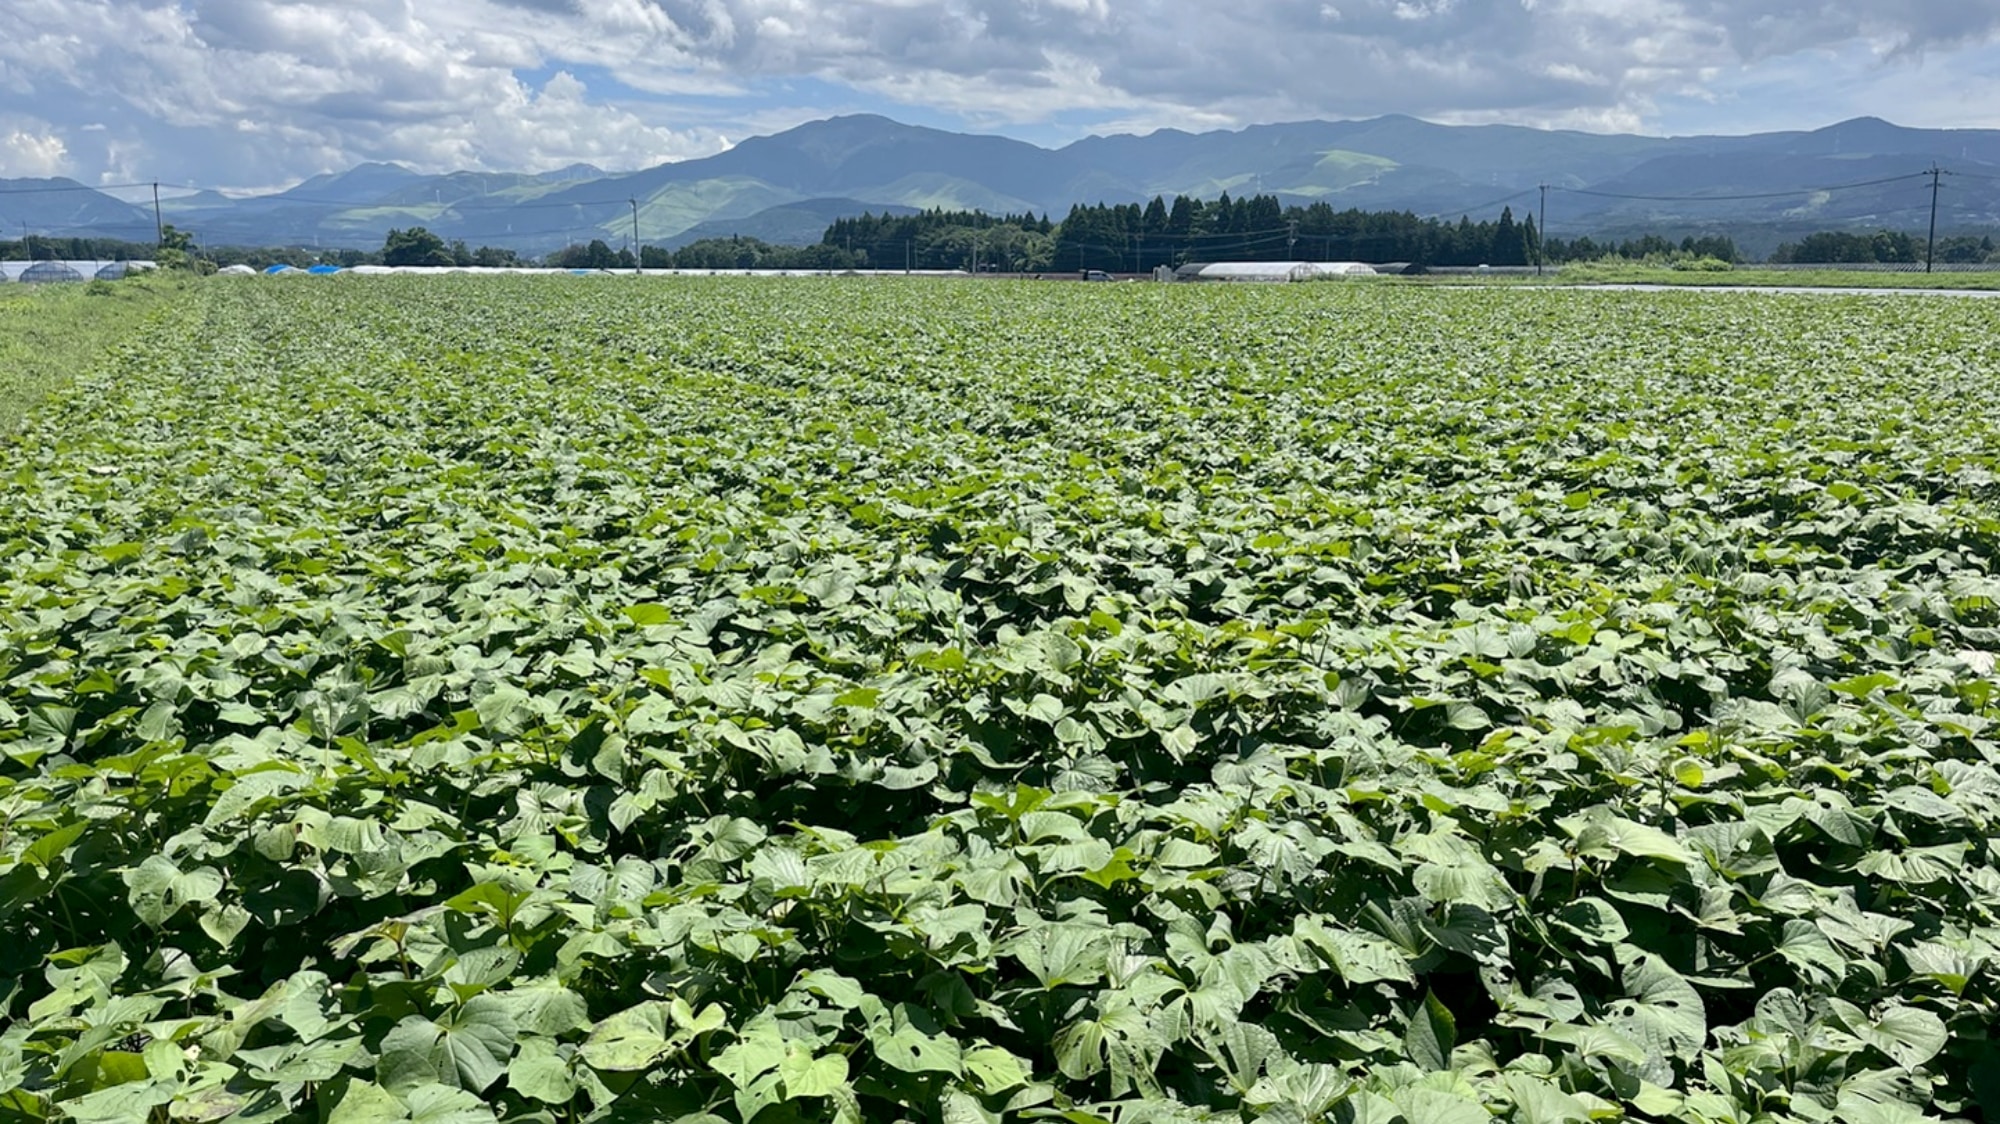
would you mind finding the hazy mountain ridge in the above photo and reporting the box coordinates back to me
[13,114,2000,256]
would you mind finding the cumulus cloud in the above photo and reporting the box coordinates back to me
[0,0,730,187]
[0,123,70,176]
[0,0,1995,188]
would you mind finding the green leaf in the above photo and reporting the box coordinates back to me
[1832,1095,1937,1124]
[580,1002,679,1073]
[122,855,225,927]
[1551,898,1628,946]
[1537,1022,1647,1065]
[23,705,76,750]
[1829,672,1897,698]
[1294,920,1414,985]
[1446,702,1491,731]
[1901,941,1981,996]
[378,1000,515,1095]
[403,1085,500,1124]
[942,1090,1001,1124]
[1024,693,1065,724]
[506,1039,576,1105]
[622,604,674,626]
[711,1025,788,1089]
[1392,1087,1488,1124]
[1773,920,1847,985]
[1570,811,1693,866]
[963,1046,1031,1094]
[473,685,535,738]
[778,1049,848,1098]
[328,1080,410,1124]
[135,700,180,743]
[1607,953,1706,1084]
[1009,925,1106,990]
[501,984,592,1037]
[794,969,867,1010]
[24,822,86,868]
[834,686,880,708]
[1405,991,1456,1071]
[1504,1076,1589,1124]
[871,1019,964,1077]
[1831,1000,1948,1070]
[439,998,517,1092]
[1883,787,1963,823]
[62,1079,176,1124]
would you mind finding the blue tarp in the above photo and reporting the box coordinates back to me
[307,264,341,275]
[264,264,297,274]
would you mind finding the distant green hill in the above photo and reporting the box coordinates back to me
[15,114,2000,254]
[662,199,920,250]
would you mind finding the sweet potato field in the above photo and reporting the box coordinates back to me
[2,278,1998,1124]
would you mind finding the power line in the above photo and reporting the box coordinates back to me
[1425,187,1537,220]
[265,192,647,213]
[0,180,154,196]
[1557,171,1927,203]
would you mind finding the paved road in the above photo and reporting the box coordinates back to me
[1559,283,2000,298]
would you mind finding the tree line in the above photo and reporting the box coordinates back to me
[1542,233,1740,264]
[39,207,1997,275]
[391,216,2000,271]
[0,235,160,262]
[1046,196,1551,272]
[810,198,1733,272]
[1768,230,1996,265]
[670,198,1552,273]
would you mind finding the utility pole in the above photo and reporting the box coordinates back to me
[152,182,164,249]
[1287,219,1298,259]
[629,199,641,274]
[1537,183,1548,276]
[1925,165,1944,274]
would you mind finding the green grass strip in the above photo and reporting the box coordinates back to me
[0,272,197,433]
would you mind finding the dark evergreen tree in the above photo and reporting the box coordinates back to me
[1491,207,1525,266]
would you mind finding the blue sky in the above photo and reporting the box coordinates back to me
[3,0,1999,191]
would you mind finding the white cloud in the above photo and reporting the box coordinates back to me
[389,70,731,173]
[0,124,70,176]
[0,0,1997,188]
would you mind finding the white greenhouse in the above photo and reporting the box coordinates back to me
[0,260,155,283]
[1178,261,1378,283]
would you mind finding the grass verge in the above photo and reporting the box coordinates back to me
[1545,263,2000,289]
[0,272,197,433]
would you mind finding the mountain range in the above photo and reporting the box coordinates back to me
[7,114,1999,259]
